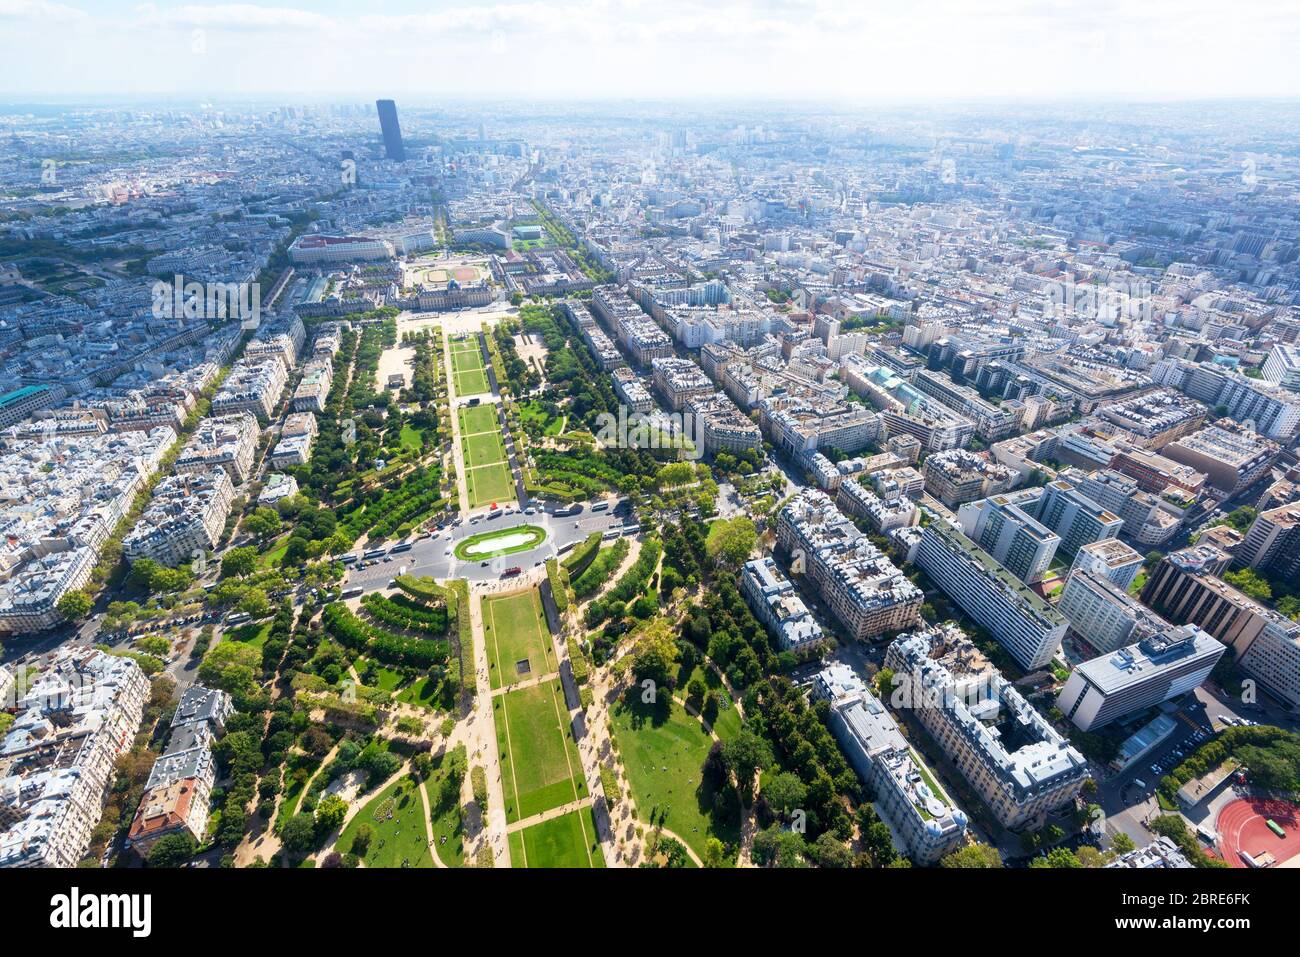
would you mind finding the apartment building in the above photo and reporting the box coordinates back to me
[956,492,1059,584]
[1143,545,1300,708]
[1056,625,1225,731]
[270,411,318,468]
[652,357,713,411]
[913,368,1019,441]
[1093,389,1206,449]
[611,368,654,413]
[921,449,1016,508]
[1235,502,1300,582]
[684,391,763,456]
[775,489,923,641]
[122,467,235,568]
[291,357,334,413]
[740,557,824,650]
[1056,567,1174,655]
[127,686,232,855]
[211,355,288,421]
[836,478,918,534]
[812,663,968,865]
[1071,469,1182,548]
[1069,538,1145,591]
[915,520,1068,671]
[1035,479,1123,560]
[1162,424,1277,496]
[175,412,259,484]
[886,627,1088,830]
[0,649,149,867]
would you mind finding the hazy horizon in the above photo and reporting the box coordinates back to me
[1,0,1298,101]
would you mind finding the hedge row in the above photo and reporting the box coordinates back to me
[572,538,630,599]
[561,532,602,577]
[320,602,449,669]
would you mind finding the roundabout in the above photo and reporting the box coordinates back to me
[454,524,548,561]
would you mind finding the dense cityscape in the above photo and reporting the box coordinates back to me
[0,4,1296,937]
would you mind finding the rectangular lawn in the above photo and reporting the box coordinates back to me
[483,590,554,688]
[508,806,604,868]
[466,461,516,508]
[493,678,587,823]
[459,403,500,435]
[462,430,507,468]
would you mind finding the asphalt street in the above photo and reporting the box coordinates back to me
[343,503,631,591]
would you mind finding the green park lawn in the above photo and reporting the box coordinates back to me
[462,430,507,468]
[508,806,604,868]
[399,425,425,453]
[336,775,434,868]
[466,461,516,508]
[493,678,587,823]
[225,621,272,649]
[459,403,499,435]
[454,524,546,561]
[520,400,565,437]
[455,368,490,396]
[422,748,468,867]
[608,694,741,864]
[483,589,555,689]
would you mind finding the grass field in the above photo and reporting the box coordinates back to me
[399,425,424,453]
[455,369,490,395]
[508,806,604,868]
[520,399,565,437]
[459,403,500,435]
[225,621,272,648]
[466,461,516,508]
[462,430,507,468]
[608,694,741,864]
[448,335,490,396]
[423,747,468,867]
[454,524,547,561]
[336,775,434,869]
[483,589,555,688]
[494,677,587,823]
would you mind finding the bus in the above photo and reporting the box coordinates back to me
[501,566,522,578]
[363,548,386,560]
[390,542,413,554]
[591,501,610,512]
[341,553,359,565]
[1267,819,1286,839]
[341,586,364,600]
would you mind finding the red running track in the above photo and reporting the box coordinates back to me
[1216,797,1300,867]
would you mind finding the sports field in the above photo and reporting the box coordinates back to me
[458,403,515,507]
[508,806,605,868]
[1218,796,1300,867]
[483,589,555,689]
[447,334,490,396]
[493,677,588,823]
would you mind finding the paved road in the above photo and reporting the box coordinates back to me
[343,504,630,591]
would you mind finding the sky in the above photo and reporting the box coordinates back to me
[0,0,1298,101]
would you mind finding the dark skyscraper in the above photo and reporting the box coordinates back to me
[375,99,405,161]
